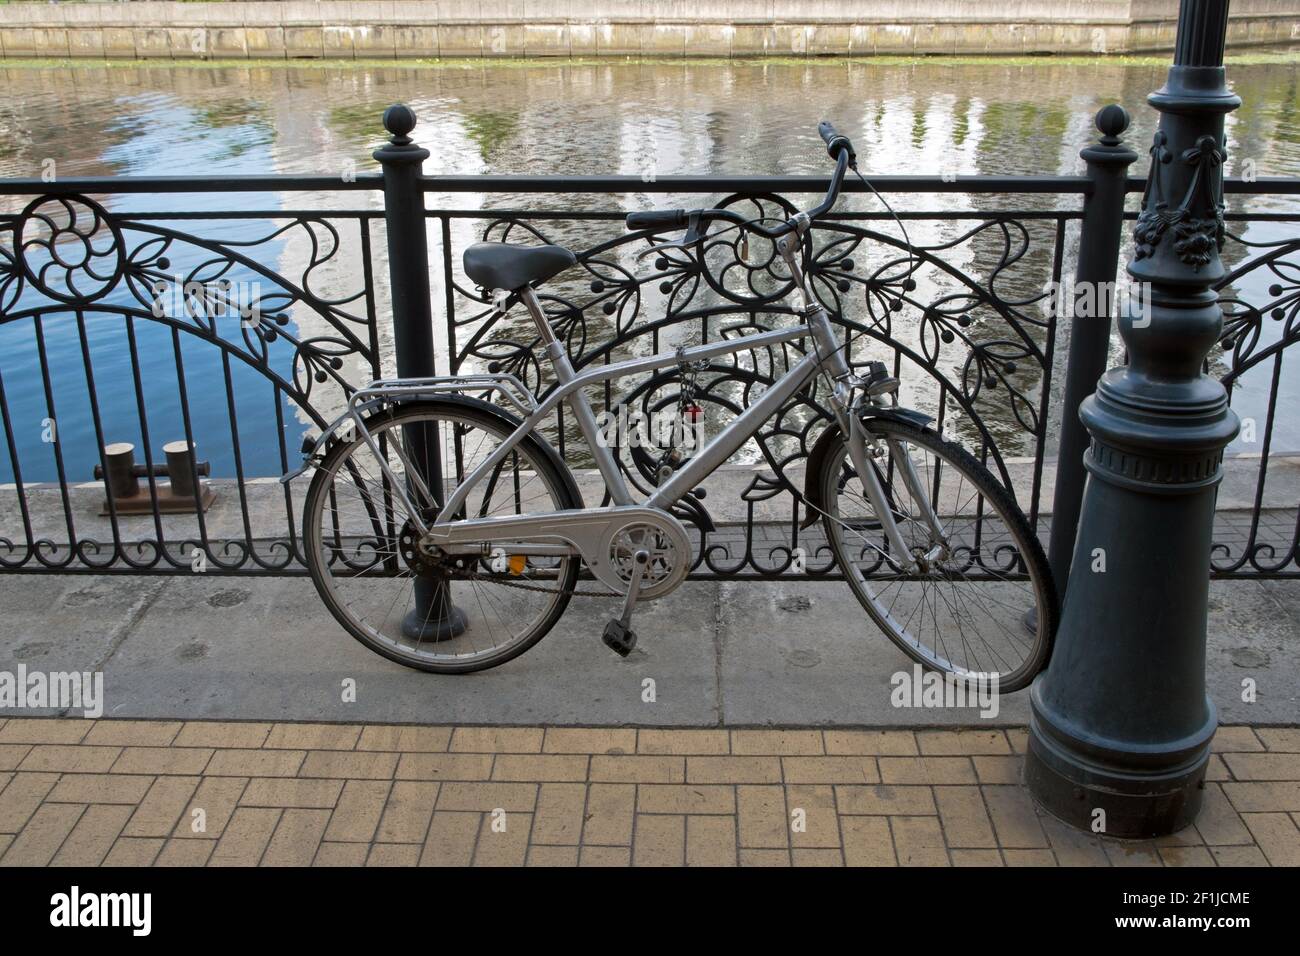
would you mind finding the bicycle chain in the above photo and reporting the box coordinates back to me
[439,565,621,599]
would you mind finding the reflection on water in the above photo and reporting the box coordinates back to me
[0,57,1297,481]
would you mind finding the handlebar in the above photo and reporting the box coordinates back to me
[626,120,857,240]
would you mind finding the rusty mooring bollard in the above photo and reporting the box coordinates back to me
[94,440,215,515]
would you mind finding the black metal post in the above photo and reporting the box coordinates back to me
[1025,0,1240,838]
[374,104,466,641]
[1045,105,1137,603]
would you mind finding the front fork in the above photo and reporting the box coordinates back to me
[777,232,948,572]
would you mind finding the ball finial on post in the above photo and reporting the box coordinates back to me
[382,104,418,145]
[1094,103,1130,144]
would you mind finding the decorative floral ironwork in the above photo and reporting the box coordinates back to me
[1133,131,1227,270]
[0,194,379,573]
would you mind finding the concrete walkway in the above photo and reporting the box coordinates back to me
[0,574,1297,727]
[0,718,1294,867]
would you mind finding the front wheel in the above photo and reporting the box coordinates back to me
[818,418,1056,692]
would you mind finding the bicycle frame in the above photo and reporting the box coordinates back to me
[299,235,947,574]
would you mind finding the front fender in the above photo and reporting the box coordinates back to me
[798,406,935,529]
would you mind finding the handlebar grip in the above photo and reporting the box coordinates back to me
[818,120,856,164]
[626,209,689,231]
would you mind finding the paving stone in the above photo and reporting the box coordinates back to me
[685,815,737,866]
[419,811,480,866]
[1241,812,1300,866]
[19,745,121,774]
[840,815,895,866]
[436,782,537,813]
[395,753,494,781]
[1256,728,1300,752]
[739,847,790,866]
[1195,783,1254,846]
[636,729,730,755]
[879,756,977,785]
[376,781,438,843]
[367,843,421,866]
[262,808,331,866]
[47,773,154,805]
[633,813,685,866]
[951,849,1004,866]
[1222,781,1300,813]
[686,756,781,784]
[174,776,247,838]
[527,844,580,866]
[1103,841,1163,867]
[731,729,823,755]
[449,727,544,753]
[917,730,1010,755]
[240,778,344,810]
[209,807,281,866]
[50,804,132,866]
[111,747,213,775]
[124,776,200,838]
[102,837,164,866]
[155,838,215,867]
[891,816,949,866]
[0,772,60,833]
[1209,845,1269,866]
[781,756,879,784]
[835,784,936,816]
[206,749,305,778]
[356,725,452,752]
[582,783,635,846]
[542,728,635,754]
[1223,753,1300,781]
[174,721,271,749]
[82,721,182,748]
[972,755,1023,785]
[785,784,839,849]
[314,842,371,866]
[1210,726,1263,753]
[579,845,631,867]
[492,754,589,782]
[590,755,685,783]
[981,786,1048,849]
[324,780,391,843]
[0,719,92,745]
[1003,848,1058,866]
[823,730,918,756]
[737,784,788,849]
[299,750,398,780]
[638,784,735,815]
[531,782,586,845]
[933,785,997,849]
[264,723,362,751]
[473,811,531,866]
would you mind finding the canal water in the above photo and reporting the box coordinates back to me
[1,56,1298,483]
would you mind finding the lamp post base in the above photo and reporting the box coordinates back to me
[401,577,468,642]
[1025,690,1214,839]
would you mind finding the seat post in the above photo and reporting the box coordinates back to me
[518,286,633,505]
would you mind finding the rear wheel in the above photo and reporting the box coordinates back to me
[818,418,1055,692]
[302,399,580,673]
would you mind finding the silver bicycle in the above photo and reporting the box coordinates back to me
[289,122,1057,690]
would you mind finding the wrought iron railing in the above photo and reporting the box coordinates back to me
[0,112,1296,579]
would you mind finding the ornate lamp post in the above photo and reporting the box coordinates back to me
[1025,0,1240,837]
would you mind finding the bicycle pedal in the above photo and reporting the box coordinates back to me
[602,619,637,657]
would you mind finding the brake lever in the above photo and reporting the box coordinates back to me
[635,210,708,260]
